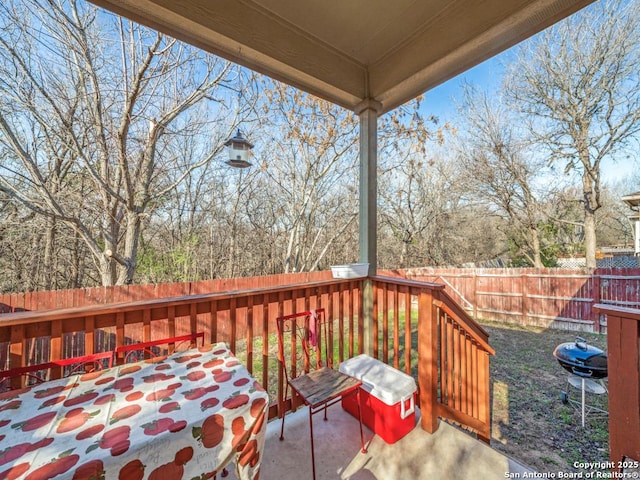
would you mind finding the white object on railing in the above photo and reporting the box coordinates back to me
[331,263,369,279]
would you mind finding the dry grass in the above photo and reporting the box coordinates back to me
[483,320,609,473]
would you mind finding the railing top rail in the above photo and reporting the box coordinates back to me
[371,275,446,290]
[593,303,640,321]
[0,277,360,327]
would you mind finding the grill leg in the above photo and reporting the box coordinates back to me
[581,377,586,428]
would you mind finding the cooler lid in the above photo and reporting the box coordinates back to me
[339,354,417,406]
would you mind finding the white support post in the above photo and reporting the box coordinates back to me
[356,99,381,357]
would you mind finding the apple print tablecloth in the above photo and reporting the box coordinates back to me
[0,342,269,480]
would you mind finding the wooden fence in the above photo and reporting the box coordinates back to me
[382,267,640,333]
[3,267,640,333]
[0,272,333,313]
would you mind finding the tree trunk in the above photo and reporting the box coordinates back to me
[117,211,141,285]
[99,256,116,286]
[43,216,56,290]
[584,210,597,269]
[530,226,543,268]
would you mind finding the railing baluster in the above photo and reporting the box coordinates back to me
[328,284,335,366]
[246,296,254,374]
[439,307,446,403]
[404,287,411,376]
[393,283,399,370]
[373,282,379,359]
[382,282,389,364]
[262,297,269,394]
[338,285,345,364]
[210,301,218,344]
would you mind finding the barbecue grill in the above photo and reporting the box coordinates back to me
[553,337,608,378]
[553,337,608,427]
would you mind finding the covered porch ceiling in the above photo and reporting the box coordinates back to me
[89,0,594,114]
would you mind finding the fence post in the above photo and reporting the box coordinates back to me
[418,289,439,434]
[591,273,601,333]
[521,273,529,325]
[472,271,478,320]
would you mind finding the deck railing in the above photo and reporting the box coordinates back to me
[0,276,494,440]
[372,277,494,441]
[593,304,640,468]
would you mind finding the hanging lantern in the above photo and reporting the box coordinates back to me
[225,129,254,168]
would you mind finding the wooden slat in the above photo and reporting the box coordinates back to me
[246,296,254,374]
[404,287,411,376]
[392,283,399,370]
[382,283,389,364]
[373,282,379,359]
[262,298,269,392]
[460,330,467,414]
[116,312,125,351]
[348,282,354,358]
[85,316,95,354]
[277,291,285,420]
[357,282,363,355]
[209,301,217,344]
[446,316,454,405]
[439,309,447,403]
[229,298,237,353]
[338,286,345,363]
[328,285,335,367]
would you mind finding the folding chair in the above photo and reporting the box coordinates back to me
[115,332,205,363]
[0,351,114,390]
[277,309,366,480]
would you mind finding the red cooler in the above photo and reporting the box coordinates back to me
[339,354,417,444]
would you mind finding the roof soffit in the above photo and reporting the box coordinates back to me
[88,0,595,113]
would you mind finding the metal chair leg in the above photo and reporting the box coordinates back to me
[280,410,286,441]
[356,389,367,453]
[309,407,316,480]
[280,384,288,441]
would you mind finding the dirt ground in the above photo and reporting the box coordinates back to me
[482,320,609,474]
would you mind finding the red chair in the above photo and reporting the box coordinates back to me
[277,309,366,480]
[0,351,114,390]
[115,332,205,364]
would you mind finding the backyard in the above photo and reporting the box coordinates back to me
[484,320,609,473]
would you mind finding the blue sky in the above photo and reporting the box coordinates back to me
[420,56,506,123]
[419,49,637,186]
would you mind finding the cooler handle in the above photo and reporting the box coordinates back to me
[400,394,415,419]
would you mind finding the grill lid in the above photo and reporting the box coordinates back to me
[553,337,607,378]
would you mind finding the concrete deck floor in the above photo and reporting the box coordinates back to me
[228,405,534,479]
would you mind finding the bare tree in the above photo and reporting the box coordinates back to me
[255,82,360,273]
[0,0,252,286]
[456,87,553,267]
[505,0,640,268]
